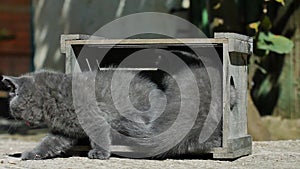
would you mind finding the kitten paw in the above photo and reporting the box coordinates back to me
[21,151,43,160]
[88,149,110,160]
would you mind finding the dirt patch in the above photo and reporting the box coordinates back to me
[261,116,300,140]
[0,136,299,169]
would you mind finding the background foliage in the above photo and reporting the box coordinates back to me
[189,0,300,118]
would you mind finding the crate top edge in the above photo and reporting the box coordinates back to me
[214,32,253,42]
[61,33,252,54]
[61,33,252,42]
[63,38,228,45]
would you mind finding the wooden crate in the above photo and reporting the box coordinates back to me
[61,33,253,159]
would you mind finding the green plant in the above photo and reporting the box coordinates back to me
[249,0,294,56]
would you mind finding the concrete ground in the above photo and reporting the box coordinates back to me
[0,137,299,169]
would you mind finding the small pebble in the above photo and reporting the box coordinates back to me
[8,160,19,165]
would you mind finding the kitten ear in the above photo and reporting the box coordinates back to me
[1,75,19,91]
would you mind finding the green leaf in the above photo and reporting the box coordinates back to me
[257,32,294,54]
[201,8,209,29]
[257,76,272,97]
[211,17,224,28]
[261,15,272,31]
[249,21,260,32]
[275,0,285,6]
[213,2,221,10]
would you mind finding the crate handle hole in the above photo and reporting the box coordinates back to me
[230,76,237,111]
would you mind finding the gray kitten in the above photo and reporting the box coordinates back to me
[1,66,222,160]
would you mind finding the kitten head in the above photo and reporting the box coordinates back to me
[1,74,43,126]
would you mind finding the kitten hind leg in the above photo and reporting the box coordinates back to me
[21,133,77,160]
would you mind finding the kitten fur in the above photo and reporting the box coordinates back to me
[1,65,222,160]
